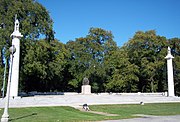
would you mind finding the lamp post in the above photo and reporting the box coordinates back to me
[1,45,16,122]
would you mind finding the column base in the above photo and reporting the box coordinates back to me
[1,114,9,122]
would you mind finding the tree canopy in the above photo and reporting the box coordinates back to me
[124,30,168,92]
[0,0,54,93]
[66,28,117,92]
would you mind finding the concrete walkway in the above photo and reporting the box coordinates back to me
[0,93,180,108]
[100,115,180,122]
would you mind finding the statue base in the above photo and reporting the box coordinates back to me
[81,85,91,94]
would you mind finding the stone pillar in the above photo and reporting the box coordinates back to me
[165,47,175,97]
[9,18,23,97]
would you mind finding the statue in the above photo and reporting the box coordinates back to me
[81,77,91,94]
[82,77,89,85]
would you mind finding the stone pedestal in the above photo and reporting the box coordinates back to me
[81,85,91,94]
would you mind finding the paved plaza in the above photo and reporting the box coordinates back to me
[0,93,180,108]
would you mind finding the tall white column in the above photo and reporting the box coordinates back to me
[9,18,23,97]
[165,47,175,97]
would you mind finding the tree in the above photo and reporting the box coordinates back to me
[47,40,70,92]
[0,0,54,41]
[105,47,139,92]
[124,30,167,92]
[168,38,180,95]
[20,40,50,91]
[0,0,54,93]
[67,27,117,92]
[20,40,69,92]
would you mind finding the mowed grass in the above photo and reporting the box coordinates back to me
[0,106,116,122]
[0,103,180,122]
[90,103,180,118]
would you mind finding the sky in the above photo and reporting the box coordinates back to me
[38,0,180,46]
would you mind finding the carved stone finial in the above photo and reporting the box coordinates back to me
[14,19,19,32]
[168,47,171,54]
[11,15,23,38]
[165,46,174,59]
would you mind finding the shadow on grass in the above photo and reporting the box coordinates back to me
[9,113,37,121]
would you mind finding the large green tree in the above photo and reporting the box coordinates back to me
[0,0,54,93]
[67,28,117,92]
[0,0,54,41]
[105,47,139,92]
[20,40,69,92]
[168,38,180,95]
[124,30,167,92]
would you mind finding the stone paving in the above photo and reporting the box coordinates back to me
[0,93,180,108]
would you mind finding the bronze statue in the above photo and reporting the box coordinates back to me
[82,77,89,85]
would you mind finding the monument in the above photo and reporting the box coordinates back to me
[1,16,22,122]
[165,47,175,97]
[81,77,91,94]
[9,16,23,97]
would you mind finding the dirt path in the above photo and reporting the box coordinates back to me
[71,105,119,116]
[87,110,119,116]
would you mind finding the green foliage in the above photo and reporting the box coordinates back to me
[105,48,139,92]
[124,30,168,92]
[0,0,54,93]
[0,0,179,94]
[168,38,180,95]
[67,27,117,92]
[0,0,54,40]
[20,40,69,92]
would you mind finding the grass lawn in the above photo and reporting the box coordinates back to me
[0,103,180,122]
[0,106,116,122]
[90,103,180,119]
